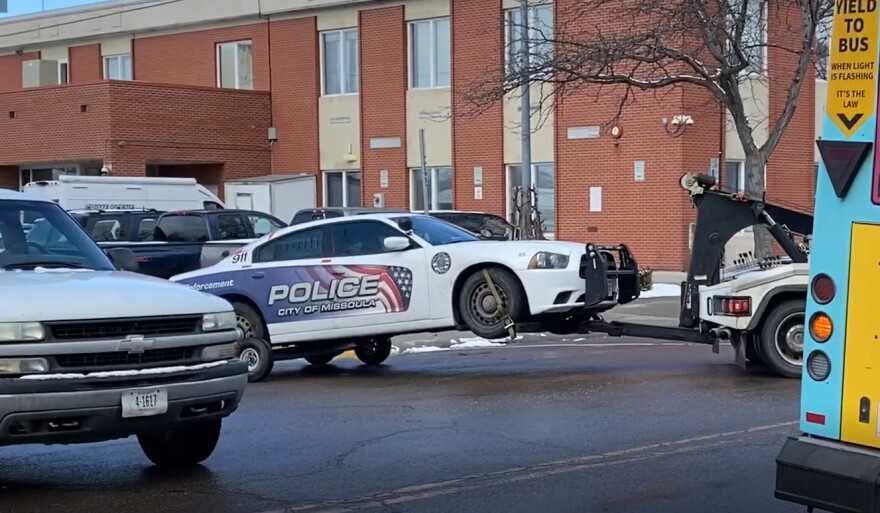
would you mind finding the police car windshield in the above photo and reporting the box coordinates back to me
[0,200,115,271]
[396,215,480,246]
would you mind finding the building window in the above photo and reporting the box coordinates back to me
[323,170,362,207]
[321,29,358,95]
[217,40,253,89]
[410,167,453,211]
[409,18,450,89]
[505,4,554,75]
[104,54,132,80]
[507,163,555,234]
[726,1,767,74]
[58,58,69,84]
[724,159,768,193]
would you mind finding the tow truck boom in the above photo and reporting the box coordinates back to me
[518,172,814,378]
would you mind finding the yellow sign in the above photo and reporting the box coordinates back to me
[827,0,879,137]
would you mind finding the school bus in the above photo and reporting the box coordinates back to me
[774,0,880,511]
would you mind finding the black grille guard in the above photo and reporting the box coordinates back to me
[580,243,641,308]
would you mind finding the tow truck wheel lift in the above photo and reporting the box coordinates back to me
[512,173,813,376]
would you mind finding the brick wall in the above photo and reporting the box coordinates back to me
[359,6,408,208]
[552,0,723,270]
[69,44,102,83]
[766,0,817,212]
[0,52,40,93]
[451,0,505,213]
[106,82,272,179]
[0,83,112,163]
[268,17,320,179]
[133,22,270,90]
[0,82,271,184]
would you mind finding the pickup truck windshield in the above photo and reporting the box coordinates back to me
[0,200,115,271]
[394,215,479,246]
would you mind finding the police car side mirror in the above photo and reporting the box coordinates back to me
[384,236,411,252]
[479,228,493,239]
[105,247,139,272]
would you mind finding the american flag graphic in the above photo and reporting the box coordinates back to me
[298,265,413,313]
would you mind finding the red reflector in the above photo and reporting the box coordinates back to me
[805,412,826,425]
[812,274,836,304]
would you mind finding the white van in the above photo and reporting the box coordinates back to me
[21,175,225,212]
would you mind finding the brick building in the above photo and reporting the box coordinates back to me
[0,0,816,270]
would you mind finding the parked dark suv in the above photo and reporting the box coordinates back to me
[289,207,514,240]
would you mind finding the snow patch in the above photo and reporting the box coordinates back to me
[639,283,680,298]
[399,336,512,355]
[20,361,228,380]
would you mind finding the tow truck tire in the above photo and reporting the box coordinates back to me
[232,301,274,382]
[746,337,763,364]
[355,338,392,365]
[759,298,805,379]
[458,268,526,340]
[137,419,222,468]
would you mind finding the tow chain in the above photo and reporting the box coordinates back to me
[482,269,516,339]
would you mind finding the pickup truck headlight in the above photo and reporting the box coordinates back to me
[528,252,570,269]
[202,311,237,332]
[0,322,45,342]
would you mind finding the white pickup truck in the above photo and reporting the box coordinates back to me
[0,189,248,467]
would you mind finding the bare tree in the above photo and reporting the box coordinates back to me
[466,0,832,258]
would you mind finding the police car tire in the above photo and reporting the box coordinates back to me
[458,268,525,340]
[137,419,222,468]
[355,338,392,365]
[238,337,273,382]
[759,299,805,379]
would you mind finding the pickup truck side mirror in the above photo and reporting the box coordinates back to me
[105,248,139,272]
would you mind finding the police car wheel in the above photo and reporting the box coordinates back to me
[137,419,222,468]
[458,268,525,340]
[237,337,273,382]
[355,338,392,365]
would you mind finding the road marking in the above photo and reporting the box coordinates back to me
[266,420,796,513]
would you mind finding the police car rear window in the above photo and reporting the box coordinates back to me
[158,215,207,242]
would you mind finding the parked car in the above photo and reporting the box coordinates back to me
[65,209,288,278]
[290,207,515,240]
[2,189,248,467]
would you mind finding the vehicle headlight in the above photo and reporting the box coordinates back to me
[0,322,45,342]
[202,311,237,332]
[528,252,569,269]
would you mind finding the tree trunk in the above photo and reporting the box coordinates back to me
[744,151,773,259]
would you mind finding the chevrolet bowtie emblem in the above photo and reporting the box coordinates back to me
[118,334,154,354]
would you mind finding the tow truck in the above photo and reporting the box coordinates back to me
[516,172,813,379]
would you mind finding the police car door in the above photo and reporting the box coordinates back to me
[325,219,429,333]
[244,224,336,342]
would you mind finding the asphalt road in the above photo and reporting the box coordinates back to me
[0,335,803,513]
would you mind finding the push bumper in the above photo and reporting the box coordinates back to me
[0,360,248,446]
[776,435,880,513]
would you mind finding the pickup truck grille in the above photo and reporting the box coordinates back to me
[47,315,201,340]
[56,347,200,369]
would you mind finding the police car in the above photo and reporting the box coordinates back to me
[171,213,622,381]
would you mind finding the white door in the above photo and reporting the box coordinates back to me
[323,219,430,332]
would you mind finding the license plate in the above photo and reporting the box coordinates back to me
[121,388,168,418]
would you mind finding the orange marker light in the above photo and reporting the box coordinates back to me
[810,312,833,342]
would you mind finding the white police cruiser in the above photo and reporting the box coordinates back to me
[171,213,626,381]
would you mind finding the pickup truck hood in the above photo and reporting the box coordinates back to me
[0,270,233,323]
